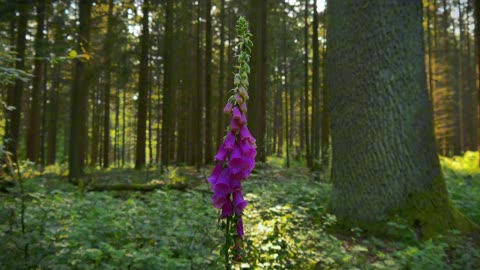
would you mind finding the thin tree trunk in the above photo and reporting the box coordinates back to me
[5,1,28,158]
[312,0,320,161]
[304,0,312,168]
[204,0,213,164]
[135,0,150,169]
[162,0,173,168]
[102,0,114,168]
[216,0,226,150]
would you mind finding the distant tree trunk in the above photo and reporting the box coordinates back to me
[102,0,114,168]
[161,0,174,167]
[426,0,434,102]
[135,0,150,169]
[327,0,477,237]
[204,0,213,164]
[69,0,92,180]
[47,56,61,165]
[249,0,268,162]
[27,0,46,163]
[194,1,203,168]
[311,0,320,162]
[304,0,312,168]
[5,1,28,158]
[476,0,480,165]
[216,0,226,150]
[320,9,330,168]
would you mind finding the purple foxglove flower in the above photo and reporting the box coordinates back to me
[239,87,249,100]
[224,131,236,150]
[239,139,257,159]
[221,198,233,218]
[211,194,227,209]
[233,190,248,215]
[240,102,247,113]
[235,94,243,104]
[237,218,244,236]
[242,157,255,175]
[223,102,233,114]
[208,163,223,184]
[214,168,232,195]
[230,118,241,132]
[215,143,229,161]
[228,145,243,175]
[240,111,247,125]
[239,125,255,144]
[233,107,242,121]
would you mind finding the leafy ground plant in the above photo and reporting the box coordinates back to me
[0,153,479,269]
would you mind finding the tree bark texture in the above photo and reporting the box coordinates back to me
[327,0,477,237]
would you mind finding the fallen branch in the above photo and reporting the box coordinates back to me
[85,181,187,192]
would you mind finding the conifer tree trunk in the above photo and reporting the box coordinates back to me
[304,0,312,168]
[476,0,480,165]
[249,0,268,162]
[5,1,28,158]
[26,0,46,162]
[102,0,114,168]
[311,0,320,161]
[135,0,150,169]
[161,0,173,167]
[204,0,213,164]
[327,0,477,237]
[69,0,92,180]
[320,10,330,168]
[216,0,226,150]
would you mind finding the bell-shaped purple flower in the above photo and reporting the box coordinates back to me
[237,218,244,236]
[240,111,247,125]
[239,139,256,159]
[224,102,233,114]
[209,163,223,185]
[224,131,236,150]
[239,125,255,144]
[211,194,227,209]
[215,143,229,161]
[214,168,232,195]
[221,198,233,218]
[233,107,242,121]
[233,190,248,215]
[228,145,243,175]
[230,118,241,132]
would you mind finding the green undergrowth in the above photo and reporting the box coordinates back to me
[0,154,479,269]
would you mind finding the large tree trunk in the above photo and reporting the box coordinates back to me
[327,0,477,238]
[26,0,46,163]
[135,0,150,169]
[69,0,92,180]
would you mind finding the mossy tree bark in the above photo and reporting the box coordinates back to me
[327,0,477,238]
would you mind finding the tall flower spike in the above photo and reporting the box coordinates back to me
[210,16,254,266]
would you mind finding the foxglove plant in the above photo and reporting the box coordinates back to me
[209,17,255,269]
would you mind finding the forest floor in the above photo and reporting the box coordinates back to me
[0,155,480,269]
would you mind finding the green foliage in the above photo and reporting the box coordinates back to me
[0,155,479,269]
